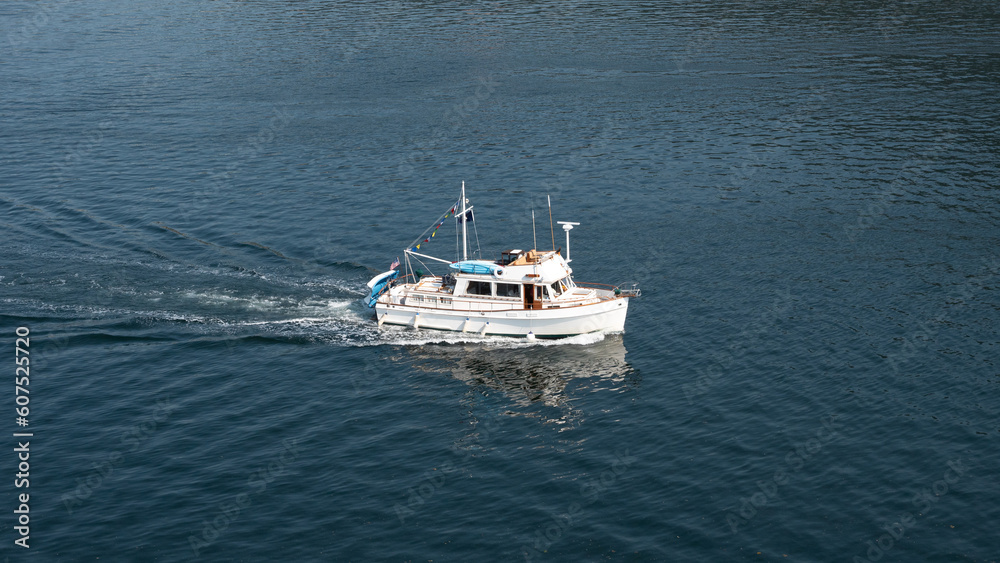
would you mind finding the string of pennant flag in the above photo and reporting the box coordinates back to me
[406,199,472,252]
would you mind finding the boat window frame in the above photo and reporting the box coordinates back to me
[495,282,521,299]
[535,285,547,301]
[550,279,570,297]
[465,280,492,296]
[554,276,572,294]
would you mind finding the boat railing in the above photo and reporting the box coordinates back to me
[575,281,616,289]
[576,281,641,298]
[395,298,521,313]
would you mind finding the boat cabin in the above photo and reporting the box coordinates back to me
[395,248,591,312]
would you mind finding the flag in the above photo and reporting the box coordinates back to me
[458,209,474,223]
[390,257,399,270]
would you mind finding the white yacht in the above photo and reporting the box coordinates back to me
[366,182,639,339]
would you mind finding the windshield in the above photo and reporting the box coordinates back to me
[550,276,572,296]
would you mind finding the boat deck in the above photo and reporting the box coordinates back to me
[389,276,623,311]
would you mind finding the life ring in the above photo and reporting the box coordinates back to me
[493,268,504,277]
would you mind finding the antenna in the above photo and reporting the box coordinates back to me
[557,221,580,262]
[532,209,537,251]
[547,195,555,251]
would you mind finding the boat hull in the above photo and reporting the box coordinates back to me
[374,296,629,338]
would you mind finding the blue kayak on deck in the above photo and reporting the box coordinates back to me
[366,270,399,307]
[448,260,502,275]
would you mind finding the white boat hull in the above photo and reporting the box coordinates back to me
[374,296,629,338]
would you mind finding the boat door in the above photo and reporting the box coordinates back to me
[523,284,542,310]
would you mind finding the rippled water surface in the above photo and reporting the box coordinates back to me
[2,1,999,561]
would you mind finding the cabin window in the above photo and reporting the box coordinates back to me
[551,277,571,296]
[441,298,452,306]
[535,285,546,300]
[496,283,520,298]
[466,281,492,296]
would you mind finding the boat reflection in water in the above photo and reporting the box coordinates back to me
[391,332,639,423]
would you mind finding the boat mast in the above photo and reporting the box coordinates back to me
[461,181,468,261]
[547,194,555,251]
[532,209,537,250]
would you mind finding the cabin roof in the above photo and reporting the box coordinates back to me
[452,250,572,284]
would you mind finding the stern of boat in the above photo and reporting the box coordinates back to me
[366,270,399,308]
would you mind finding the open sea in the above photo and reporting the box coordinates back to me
[2,1,999,561]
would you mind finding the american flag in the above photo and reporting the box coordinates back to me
[390,257,400,270]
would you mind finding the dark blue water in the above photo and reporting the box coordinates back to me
[2,1,999,561]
